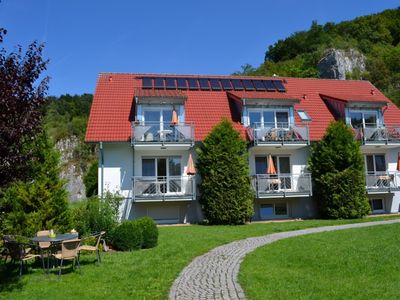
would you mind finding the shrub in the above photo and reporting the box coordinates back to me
[196,119,254,224]
[112,221,143,251]
[70,192,122,242]
[309,121,370,219]
[84,161,98,197]
[136,217,158,248]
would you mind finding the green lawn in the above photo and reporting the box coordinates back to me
[1,216,399,299]
[240,222,400,300]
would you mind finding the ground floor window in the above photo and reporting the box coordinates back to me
[260,203,288,219]
[369,198,384,213]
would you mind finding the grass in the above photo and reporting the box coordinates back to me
[239,222,400,300]
[1,215,399,299]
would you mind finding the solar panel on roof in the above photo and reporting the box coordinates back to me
[253,80,266,91]
[188,78,199,90]
[165,78,176,89]
[273,80,286,92]
[231,79,244,90]
[242,79,255,91]
[142,77,153,89]
[154,78,164,89]
[177,78,187,89]
[210,79,221,90]
[264,80,276,91]
[221,79,232,90]
[199,78,210,90]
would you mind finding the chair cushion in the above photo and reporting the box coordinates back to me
[79,245,97,251]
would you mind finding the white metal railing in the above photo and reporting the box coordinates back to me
[250,122,309,145]
[132,176,195,201]
[354,125,400,143]
[132,121,194,144]
[365,171,400,191]
[252,173,312,197]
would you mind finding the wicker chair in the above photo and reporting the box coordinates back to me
[36,230,51,271]
[52,239,81,277]
[3,237,40,276]
[79,231,105,265]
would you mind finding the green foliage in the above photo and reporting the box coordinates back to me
[0,131,70,236]
[196,119,254,225]
[136,217,158,248]
[84,161,98,197]
[70,192,122,242]
[112,220,143,251]
[309,121,370,219]
[248,8,400,106]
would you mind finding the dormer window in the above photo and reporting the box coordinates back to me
[248,109,290,129]
[349,110,379,129]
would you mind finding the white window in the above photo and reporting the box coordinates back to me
[141,157,182,193]
[349,110,379,129]
[255,156,291,190]
[365,154,386,175]
[260,203,288,219]
[370,198,385,213]
[248,109,290,129]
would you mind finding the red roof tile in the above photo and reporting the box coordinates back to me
[85,73,400,142]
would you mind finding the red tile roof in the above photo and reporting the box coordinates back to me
[85,73,400,142]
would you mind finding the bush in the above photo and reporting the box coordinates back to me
[83,161,98,197]
[112,221,143,251]
[70,192,122,242]
[309,121,370,219]
[136,217,158,248]
[196,119,254,224]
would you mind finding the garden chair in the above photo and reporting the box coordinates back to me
[52,239,81,277]
[36,230,51,270]
[79,231,105,265]
[3,238,40,276]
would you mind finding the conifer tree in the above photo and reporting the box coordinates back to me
[196,119,254,224]
[309,121,370,218]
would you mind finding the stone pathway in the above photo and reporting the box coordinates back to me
[169,219,400,300]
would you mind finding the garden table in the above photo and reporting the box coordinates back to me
[31,233,79,273]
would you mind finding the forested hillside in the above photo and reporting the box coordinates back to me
[44,94,97,200]
[239,8,400,106]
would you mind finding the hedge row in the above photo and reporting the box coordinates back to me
[112,217,158,251]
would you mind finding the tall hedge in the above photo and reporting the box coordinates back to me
[196,119,254,224]
[309,121,370,218]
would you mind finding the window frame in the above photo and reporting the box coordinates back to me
[247,108,291,129]
[369,198,385,213]
[365,154,386,175]
[349,109,379,129]
[260,202,288,219]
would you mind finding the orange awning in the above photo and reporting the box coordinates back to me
[266,154,277,175]
[187,153,196,175]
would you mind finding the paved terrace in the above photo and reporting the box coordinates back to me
[169,219,400,300]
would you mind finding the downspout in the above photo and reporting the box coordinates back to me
[100,141,104,200]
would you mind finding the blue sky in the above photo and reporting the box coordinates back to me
[1,0,399,96]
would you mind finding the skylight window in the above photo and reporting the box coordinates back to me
[297,110,312,122]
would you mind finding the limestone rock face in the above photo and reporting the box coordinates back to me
[56,136,86,202]
[317,48,366,80]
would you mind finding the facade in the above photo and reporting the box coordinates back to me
[86,73,400,223]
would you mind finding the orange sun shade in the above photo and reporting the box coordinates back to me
[397,152,400,171]
[171,110,179,126]
[187,153,196,175]
[266,154,277,175]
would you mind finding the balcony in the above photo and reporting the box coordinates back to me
[354,125,400,148]
[132,122,194,149]
[132,176,195,202]
[248,123,309,148]
[366,172,400,193]
[252,173,312,198]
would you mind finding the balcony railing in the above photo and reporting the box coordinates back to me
[132,122,194,145]
[365,172,400,192]
[248,123,309,145]
[354,125,400,144]
[132,176,195,201]
[252,173,312,198]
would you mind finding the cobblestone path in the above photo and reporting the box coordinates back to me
[169,219,400,300]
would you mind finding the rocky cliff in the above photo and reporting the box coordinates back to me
[56,136,86,202]
[317,48,366,80]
